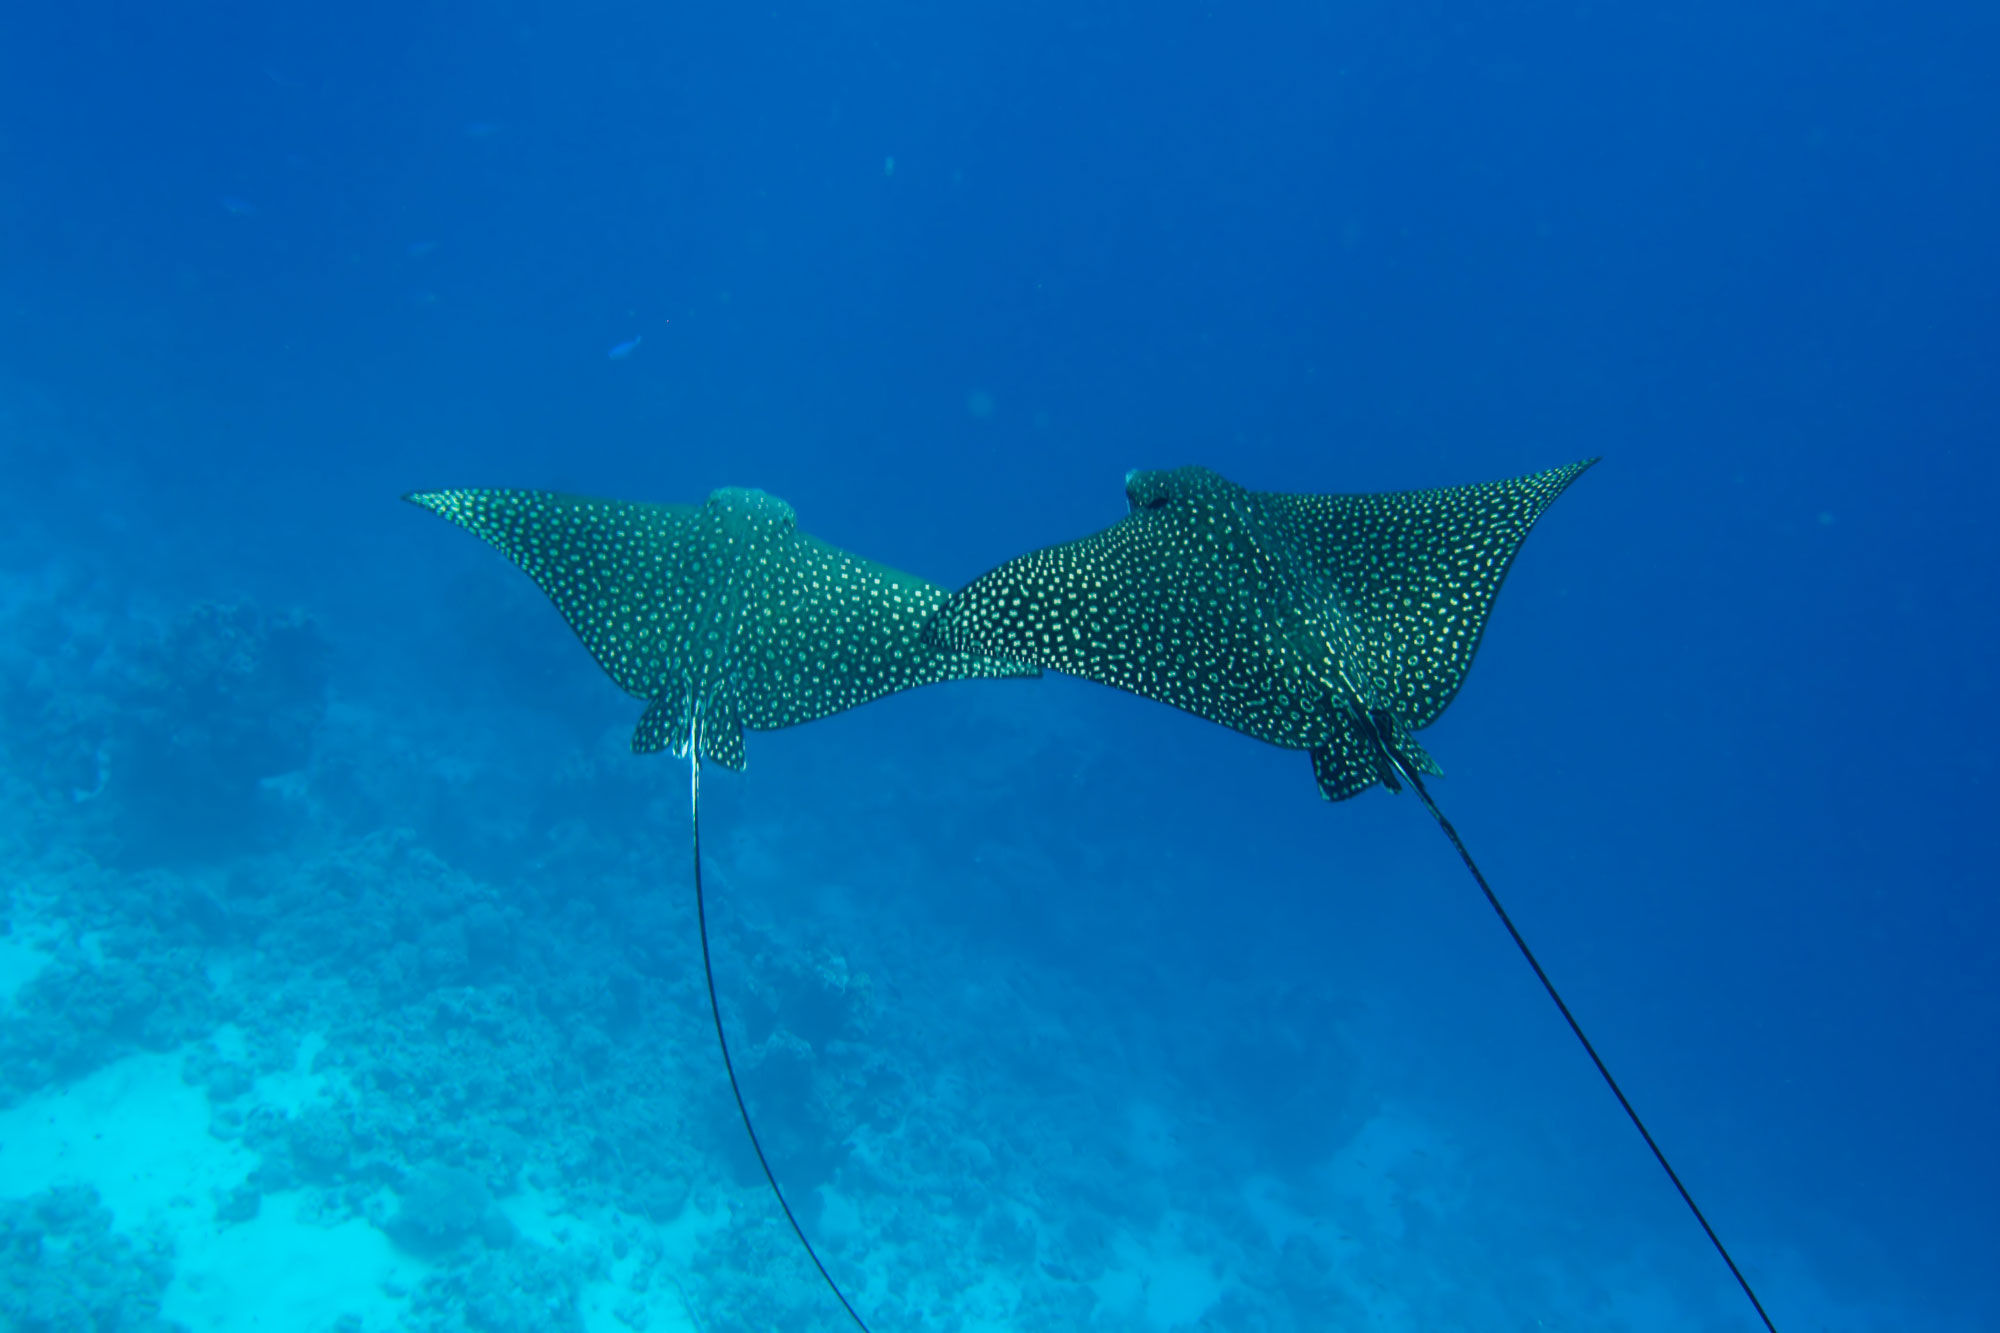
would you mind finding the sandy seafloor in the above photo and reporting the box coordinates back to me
[0,519,1900,1332]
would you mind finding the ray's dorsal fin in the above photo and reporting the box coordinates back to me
[408,483,1038,1333]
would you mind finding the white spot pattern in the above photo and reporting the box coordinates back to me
[407,486,1037,770]
[929,460,1595,799]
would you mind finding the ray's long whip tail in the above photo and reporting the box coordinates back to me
[1350,702,1779,1333]
[688,737,874,1332]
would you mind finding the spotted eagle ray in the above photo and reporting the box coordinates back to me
[929,460,1781,1332]
[407,485,1037,1332]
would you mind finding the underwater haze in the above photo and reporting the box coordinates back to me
[1,1,1995,1330]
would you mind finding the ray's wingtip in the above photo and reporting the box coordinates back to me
[1537,455,1602,493]
[402,489,465,516]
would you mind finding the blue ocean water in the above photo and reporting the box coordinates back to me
[0,0,1994,1329]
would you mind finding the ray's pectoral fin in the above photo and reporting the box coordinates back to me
[631,688,749,771]
[1311,707,1442,802]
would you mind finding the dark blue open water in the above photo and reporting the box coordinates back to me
[0,2,1993,1329]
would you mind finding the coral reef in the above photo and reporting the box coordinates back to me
[0,941,217,1105]
[0,1187,178,1333]
[0,572,1749,1333]
[105,601,331,863]
[0,593,331,866]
